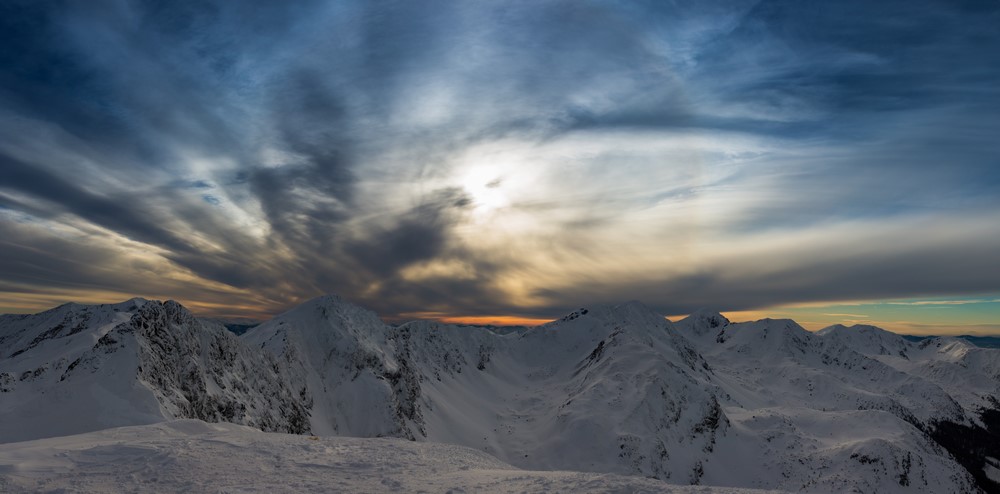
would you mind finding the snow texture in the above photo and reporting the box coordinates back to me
[0,420,784,493]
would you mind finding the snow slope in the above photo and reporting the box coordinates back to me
[674,314,977,493]
[819,324,1000,418]
[0,419,783,494]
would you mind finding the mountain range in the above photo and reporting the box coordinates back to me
[2,296,998,493]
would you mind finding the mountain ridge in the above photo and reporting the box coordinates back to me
[2,295,998,493]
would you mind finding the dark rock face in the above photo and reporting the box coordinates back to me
[345,336,426,440]
[928,407,1000,494]
[57,301,312,434]
[0,372,14,392]
[135,302,311,434]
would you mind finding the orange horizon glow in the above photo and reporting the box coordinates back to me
[437,310,823,329]
[424,314,554,327]
[414,308,1000,336]
[4,294,998,336]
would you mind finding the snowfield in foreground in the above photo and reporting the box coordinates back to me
[0,420,782,494]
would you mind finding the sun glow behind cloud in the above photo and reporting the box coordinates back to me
[458,166,508,215]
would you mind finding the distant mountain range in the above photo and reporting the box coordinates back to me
[2,296,999,493]
[901,334,1000,349]
[200,317,262,336]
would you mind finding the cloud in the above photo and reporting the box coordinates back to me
[0,0,998,322]
[506,211,1000,317]
[345,188,471,276]
[886,299,1000,306]
[175,180,214,190]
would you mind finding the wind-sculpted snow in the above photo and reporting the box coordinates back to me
[4,296,1000,493]
[0,420,784,494]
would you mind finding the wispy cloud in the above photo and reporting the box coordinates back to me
[886,299,1000,306]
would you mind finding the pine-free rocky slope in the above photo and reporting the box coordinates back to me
[2,296,999,493]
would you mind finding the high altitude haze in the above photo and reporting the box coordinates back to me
[1,1,998,331]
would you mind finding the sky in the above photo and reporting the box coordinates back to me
[1,0,999,334]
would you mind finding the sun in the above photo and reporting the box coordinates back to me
[460,165,509,213]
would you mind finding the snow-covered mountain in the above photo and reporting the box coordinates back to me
[677,314,980,492]
[0,299,309,443]
[819,324,1000,417]
[3,295,1000,493]
[816,323,1000,492]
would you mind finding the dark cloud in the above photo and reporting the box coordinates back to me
[175,180,214,190]
[0,218,242,302]
[1,0,998,320]
[346,188,470,277]
[0,153,193,254]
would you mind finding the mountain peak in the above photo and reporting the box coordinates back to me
[309,293,350,305]
[815,323,904,343]
[674,308,730,339]
[44,297,151,315]
[122,297,151,307]
[294,294,376,315]
[613,300,671,324]
[687,308,730,325]
[245,293,389,365]
[818,323,887,334]
[815,322,912,358]
[548,300,667,329]
[320,294,383,320]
